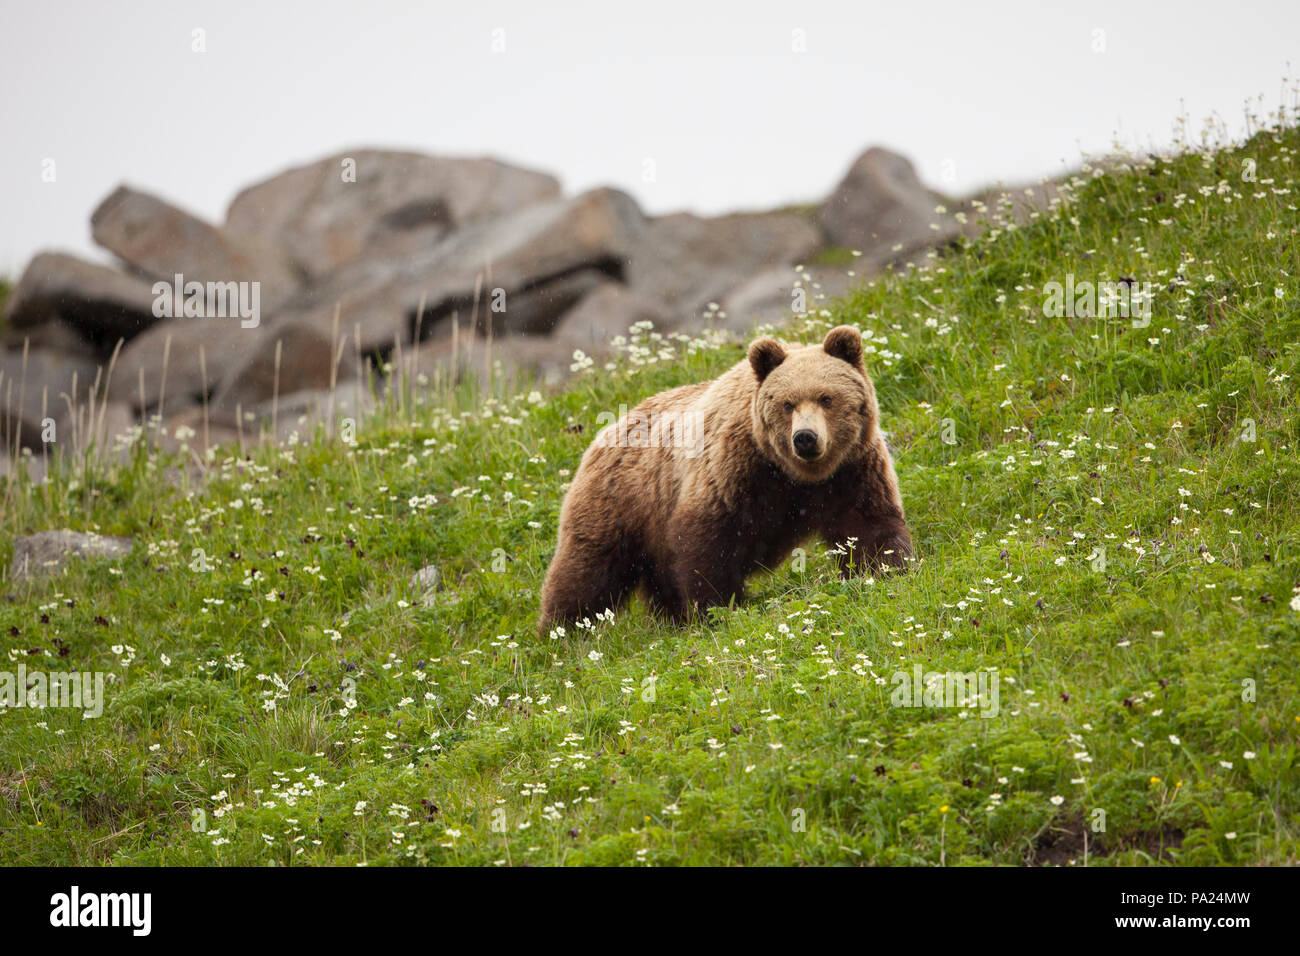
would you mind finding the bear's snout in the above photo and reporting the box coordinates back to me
[788,402,828,462]
[793,428,821,459]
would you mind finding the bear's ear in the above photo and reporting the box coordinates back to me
[748,337,787,382]
[823,325,864,368]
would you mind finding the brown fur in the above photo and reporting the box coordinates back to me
[538,325,913,629]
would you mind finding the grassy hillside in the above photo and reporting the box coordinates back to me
[2,115,1298,866]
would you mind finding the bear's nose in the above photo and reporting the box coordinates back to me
[793,429,820,459]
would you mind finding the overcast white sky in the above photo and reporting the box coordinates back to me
[1,0,1296,276]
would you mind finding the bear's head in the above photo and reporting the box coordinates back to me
[747,325,879,483]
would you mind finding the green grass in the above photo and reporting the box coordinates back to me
[2,113,1299,867]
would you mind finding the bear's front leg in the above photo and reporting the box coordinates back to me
[666,507,745,621]
[823,506,912,577]
[821,441,914,577]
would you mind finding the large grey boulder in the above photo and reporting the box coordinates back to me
[623,210,821,323]
[110,316,349,426]
[272,187,646,353]
[207,321,348,426]
[155,403,241,456]
[393,334,579,393]
[8,530,133,581]
[247,382,377,443]
[551,284,673,351]
[481,268,615,337]
[110,312,351,424]
[0,348,99,452]
[109,318,256,412]
[90,401,138,458]
[2,252,159,349]
[92,186,302,314]
[225,150,562,279]
[718,266,853,334]
[4,317,101,361]
[819,147,954,261]
[1,349,137,460]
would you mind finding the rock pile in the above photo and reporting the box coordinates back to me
[2,145,966,467]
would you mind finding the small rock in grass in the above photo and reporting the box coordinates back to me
[410,565,439,607]
[9,530,133,581]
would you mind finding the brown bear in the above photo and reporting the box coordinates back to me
[539,325,912,629]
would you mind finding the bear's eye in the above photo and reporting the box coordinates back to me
[818,395,833,409]
[782,401,794,414]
